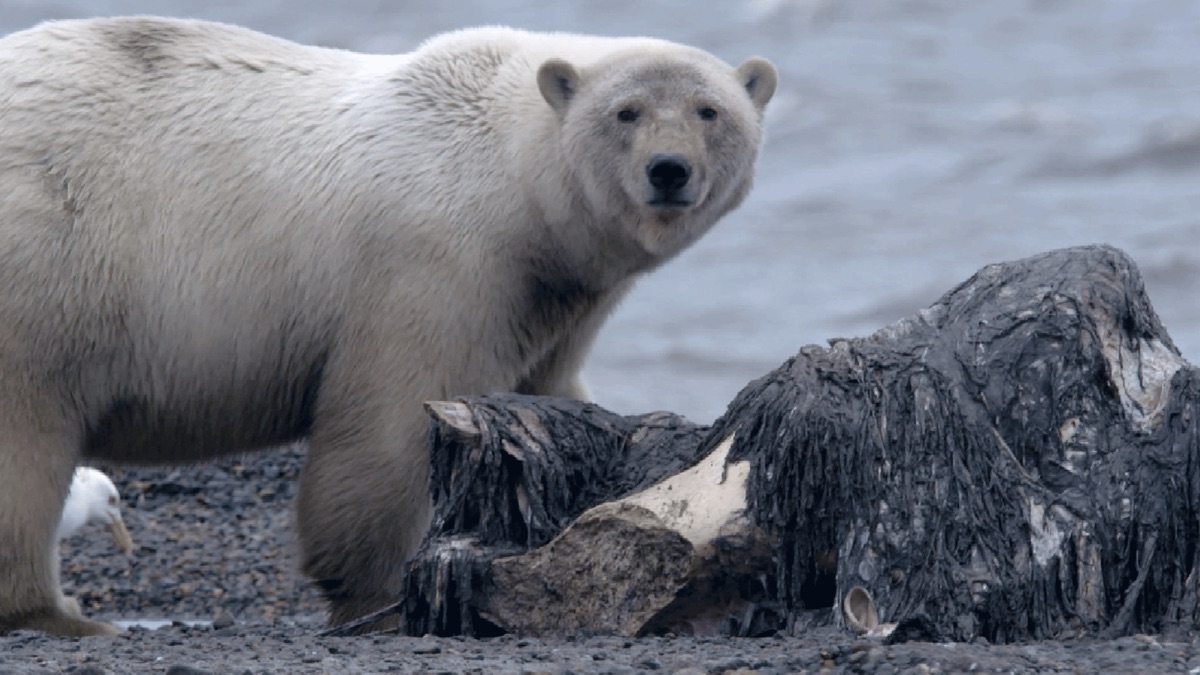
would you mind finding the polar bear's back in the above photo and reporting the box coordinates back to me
[0,18,383,452]
[0,17,363,169]
[0,16,355,81]
[0,19,724,186]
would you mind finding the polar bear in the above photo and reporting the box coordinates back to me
[0,17,776,637]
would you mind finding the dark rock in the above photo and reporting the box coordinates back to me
[211,612,235,630]
[413,643,443,655]
[165,666,213,675]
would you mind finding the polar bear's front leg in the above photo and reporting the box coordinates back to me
[519,347,593,401]
[515,285,632,402]
[297,396,434,631]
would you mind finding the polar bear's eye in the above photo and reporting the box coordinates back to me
[698,106,718,121]
[616,108,640,123]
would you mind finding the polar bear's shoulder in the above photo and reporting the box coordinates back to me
[409,25,696,74]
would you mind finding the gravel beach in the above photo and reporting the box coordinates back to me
[2,1,1200,672]
[0,446,1196,674]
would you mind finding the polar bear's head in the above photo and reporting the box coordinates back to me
[537,47,776,262]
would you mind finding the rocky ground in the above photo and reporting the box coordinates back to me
[3,445,1200,674]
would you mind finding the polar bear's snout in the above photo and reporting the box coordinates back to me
[646,153,693,207]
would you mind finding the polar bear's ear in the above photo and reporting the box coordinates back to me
[736,57,778,112]
[537,58,580,114]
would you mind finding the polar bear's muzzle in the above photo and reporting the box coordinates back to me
[645,153,694,208]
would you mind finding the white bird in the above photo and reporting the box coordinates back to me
[57,467,134,554]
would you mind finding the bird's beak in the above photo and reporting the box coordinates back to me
[109,515,134,554]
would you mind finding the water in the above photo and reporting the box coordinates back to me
[4,0,1198,423]
[112,619,211,631]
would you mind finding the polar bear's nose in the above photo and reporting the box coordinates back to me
[646,154,692,192]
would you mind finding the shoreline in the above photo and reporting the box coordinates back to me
[2,446,1190,673]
